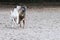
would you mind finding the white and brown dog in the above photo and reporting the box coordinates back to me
[10,5,27,28]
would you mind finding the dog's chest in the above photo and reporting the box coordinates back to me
[19,13,25,20]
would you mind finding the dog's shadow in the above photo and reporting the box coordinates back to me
[4,25,24,30]
[4,25,20,29]
[6,27,19,29]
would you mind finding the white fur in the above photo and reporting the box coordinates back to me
[10,6,21,24]
[10,5,26,28]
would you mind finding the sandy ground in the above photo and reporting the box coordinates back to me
[0,5,60,40]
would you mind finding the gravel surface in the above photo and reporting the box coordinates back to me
[0,5,60,40]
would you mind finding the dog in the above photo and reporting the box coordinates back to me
[10,5,27,28]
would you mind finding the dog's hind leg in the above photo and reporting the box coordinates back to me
[23,18,25,28]
[19,21,21,27]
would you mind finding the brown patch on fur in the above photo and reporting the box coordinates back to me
[18,11,25,24]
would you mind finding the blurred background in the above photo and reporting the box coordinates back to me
[0,0,60,5]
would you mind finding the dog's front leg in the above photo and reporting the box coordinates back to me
[16,15,19,24]
[11,18,15,27]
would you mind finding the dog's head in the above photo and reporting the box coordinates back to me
[21,5,27,12]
